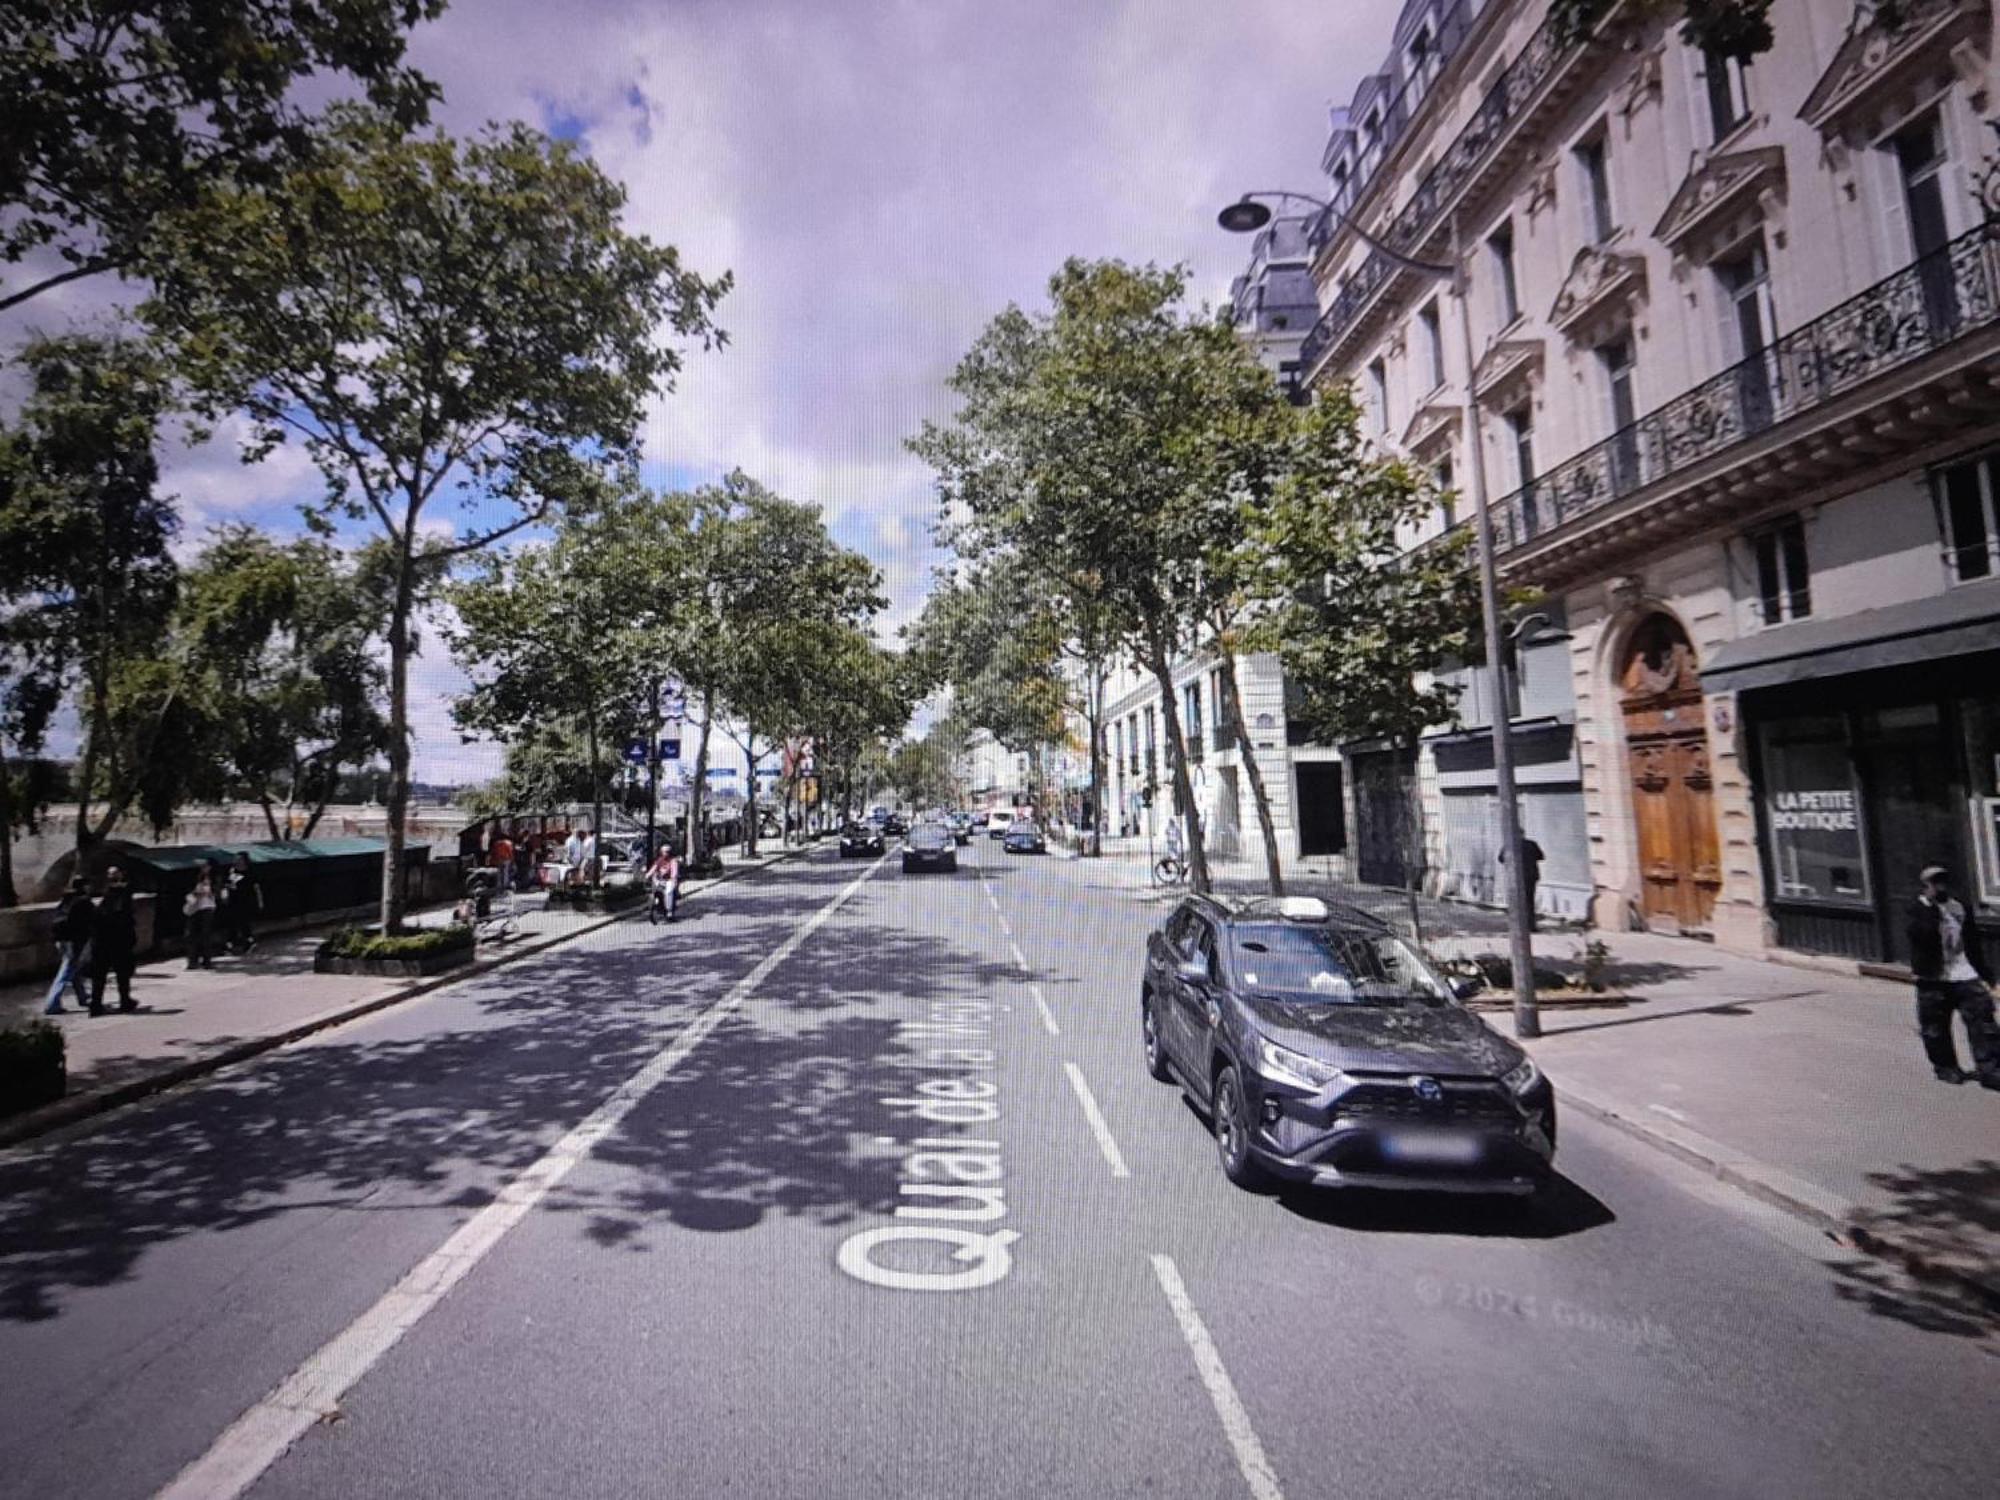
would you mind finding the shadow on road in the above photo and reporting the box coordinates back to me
[1830,1158,2000,1342]
[1273,1172,1615,1241]
[0,856,996,1323]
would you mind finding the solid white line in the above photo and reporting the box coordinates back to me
[155,852,889,1500]
[1028,983,1061,1037]
[1007,938,1030,971]
[1062,1061,1131,1178]
[1150,1254,1285,1500]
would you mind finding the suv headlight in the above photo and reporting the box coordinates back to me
[1501,1057,1542,1095]
[1255,1036,1345,1091]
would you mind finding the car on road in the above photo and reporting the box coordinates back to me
[985,809,1017,838]
[946,814,973,845]
[1001,820,1046,854]
[838,822,885,858]
[882,812,908,837]
[1140,894,1556,1197]
[901,822,959,874]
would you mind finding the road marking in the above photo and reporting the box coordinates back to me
[1028,982,1060,1037]
[1063,1061,1130,1178]
[155,851,890,1500]
[1006,937,1030,971]
[1150,1254,1285,1500]
[984,887,1003,916]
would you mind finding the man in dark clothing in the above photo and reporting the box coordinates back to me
[91,866,140,1014]
[1907,864,2000,1089]
[42,876,97,1015]
[222,852,260,955]
[1498,836,1546,932]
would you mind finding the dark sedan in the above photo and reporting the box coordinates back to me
[882,812,909,837]
[901,822,958,874]
[838,823,885,858]
[1001,820,1046,854]
[1140,894,1556,1196]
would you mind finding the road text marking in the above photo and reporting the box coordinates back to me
[1063,1061,1130,1178]
[156,853,889,1500]
[1150,1254,1284,1500]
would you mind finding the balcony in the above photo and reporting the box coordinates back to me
[1302,1,1596,382]
[1493,220,2000,582]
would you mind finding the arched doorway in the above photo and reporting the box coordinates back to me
[1620,614,1721,933]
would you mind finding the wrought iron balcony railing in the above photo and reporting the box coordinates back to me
[1301,1,1576,377]
[1492,219,2000,553]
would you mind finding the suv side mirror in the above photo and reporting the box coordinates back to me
[1176,957,1210,987]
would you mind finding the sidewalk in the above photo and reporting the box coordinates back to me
[1090,845,2000,1309]
[0,847,803,1147]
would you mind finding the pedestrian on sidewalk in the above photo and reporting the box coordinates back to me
[91,866,139,1014]
[1907,863,2000,1089]
[491,827,515,895]
[222,852,261,955]
[1498,836,1545,932]
[184,865,219,970]
[42,876,97,1015]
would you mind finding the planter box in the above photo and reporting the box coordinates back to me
[0,1022,67,1116]
[544,883,646,913]
[312,943,475,978]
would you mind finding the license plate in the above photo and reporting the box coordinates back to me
[1381,1129,1481,1165]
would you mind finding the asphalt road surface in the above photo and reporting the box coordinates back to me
[2,843,1995,1500]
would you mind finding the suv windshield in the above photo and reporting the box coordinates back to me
[1227,923,1449,1006]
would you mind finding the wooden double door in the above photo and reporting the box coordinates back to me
[1621,615,1721,933]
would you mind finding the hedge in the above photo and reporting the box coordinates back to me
[319,925,475,961]
[0,1020,67,1117]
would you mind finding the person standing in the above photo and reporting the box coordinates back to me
[1907,864,2000,1089]
[91,866,139,1014]
[1498,835,1546,932]
[563,824,587,887]
[223,852,261,955]
[184,865,219,970]
[491,827,516,895]
[42,876,98,1015]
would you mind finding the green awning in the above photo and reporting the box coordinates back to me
[119,836,427,872]
[1702,581,2000,694]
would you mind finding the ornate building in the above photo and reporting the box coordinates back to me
[1302,0,2000,964]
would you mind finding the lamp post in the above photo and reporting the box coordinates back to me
[1219,191,1541,1037]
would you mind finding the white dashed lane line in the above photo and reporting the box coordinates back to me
[1150,1254,1286,1500]
[1027,983,1060,1038]
[1062,1062,1132,1179]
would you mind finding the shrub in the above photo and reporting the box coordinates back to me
[0,1020,67,1116]
[1468,953,1570,993]
[319,925,475,961]
[1575,938,1613,993]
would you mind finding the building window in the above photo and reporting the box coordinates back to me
[1507,408,1537,535]
[1597,334,1638,489]
[1717,237,1776,432]
[1489,221,1520,325]
[1893,108,1961,331]
[1406,25,1437,106]
[1758,716,1869,906]
[1576,134,1614,243]
[1184,681,1203,761]
[1703,48,1750,142]
[1114,720,1125,776]
[1418,302,1444,390]
[1367,357,1389,433]
[1937,451,2000,581]
[1752,515,1812,625]
[1434,456,1456,529]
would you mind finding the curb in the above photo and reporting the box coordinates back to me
[1555,1083,2000,1312]
[0,847,808,1152]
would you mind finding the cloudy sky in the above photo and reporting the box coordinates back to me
[15,0,1405,783]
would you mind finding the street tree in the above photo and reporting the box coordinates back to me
[1,0,443,315]
[1247,386,1483,935]
[146,105,728,929]
[912,260,1257,892]
[0,333,184,856]
[1547,1,1773,62]
[174,528,392,840]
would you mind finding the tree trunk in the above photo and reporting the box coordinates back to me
[74,672,104,857]
[1397,735,1425,946]
[586,704,604,889]
[742,729,759,858]
[1145,641,1210,894]
[258,794,282,842]
[688,685,715,859]
[0,741,16,907]
[1087,666,1105,858]
[1216,645,1285,897]
[379,559,416,934]
[646,678,661,861]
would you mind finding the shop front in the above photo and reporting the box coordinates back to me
[1707,592,2000,966]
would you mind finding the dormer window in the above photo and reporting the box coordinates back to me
[1407,25,1437,105]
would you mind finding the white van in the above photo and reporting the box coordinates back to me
[985,809,1017,838]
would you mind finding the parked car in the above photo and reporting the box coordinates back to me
[1002,820,1046,854]
[1139,893,1555,1196]
[902,822,958,874]
[947,815,972,846]
[838,822,885,858]
[985,809,1016,838]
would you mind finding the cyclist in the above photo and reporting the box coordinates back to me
[645,845,683,924]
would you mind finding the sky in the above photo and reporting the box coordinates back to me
[9,0,1406,786]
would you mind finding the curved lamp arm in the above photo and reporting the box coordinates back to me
[1221,189,1454,280]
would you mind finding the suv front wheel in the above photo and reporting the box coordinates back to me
[1211,1065,1267,1190]
[1141,993,1171,1082]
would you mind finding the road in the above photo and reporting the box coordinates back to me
[1,842,1994,1500]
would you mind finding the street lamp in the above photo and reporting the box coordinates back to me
[1220,189,1541,1038]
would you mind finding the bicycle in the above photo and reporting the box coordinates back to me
[1151,855,1188,888]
